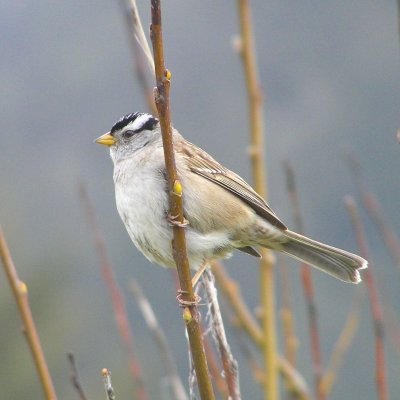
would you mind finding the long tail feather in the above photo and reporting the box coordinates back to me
[279,230,368,283]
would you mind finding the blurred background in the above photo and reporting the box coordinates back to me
[0,1,399,399]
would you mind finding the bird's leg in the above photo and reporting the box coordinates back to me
[175,262,208,307]
[191,261,209,287]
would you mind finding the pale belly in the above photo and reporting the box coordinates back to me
[114,161,233,270]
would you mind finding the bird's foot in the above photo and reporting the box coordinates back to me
[176,290,201,307]
[167,213,189,228]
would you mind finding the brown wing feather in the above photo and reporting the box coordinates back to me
[180,139,287,230]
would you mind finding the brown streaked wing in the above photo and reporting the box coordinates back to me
[182,141,287,230]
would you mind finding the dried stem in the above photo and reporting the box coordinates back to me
[319,286,365,396]
[127,0,155,73]
[102,368,116,400]
[149,2,215,399]
[211,261,263,346]
[78,184,149,400]
[345,196,389,400]
[0,226,57,400]
[283,161,325,400]
[117,0,157,114]
[203,269,241,400]
[130,280,188,400]
[67,353,88,400]
[236,1,278,398]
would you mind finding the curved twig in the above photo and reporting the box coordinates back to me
[117,0,157,114]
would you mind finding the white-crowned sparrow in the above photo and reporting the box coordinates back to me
[96,112,367,283]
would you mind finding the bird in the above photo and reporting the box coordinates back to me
[95,112,367,284]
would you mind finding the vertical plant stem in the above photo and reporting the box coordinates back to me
[0,226,57,400]
[237,1,278,399]
[149,2,215,399]
[345,196,389,400]
[284,161,325,400]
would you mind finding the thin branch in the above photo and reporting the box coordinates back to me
[345,196,389,400]
[236,2,278,398]
[130,280,188,400]
[319,286,365,396]
[102,368,116,400]
[203,269,241,400]
[127,0,155,73]
[149,2,215,399]
[211,261,263,346]
[78,184,149,400]
[283,161,325,400]
[67,353,88,400]
[0,226,57,400]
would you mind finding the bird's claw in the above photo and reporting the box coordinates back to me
[176,290,202,307]
[167,213,189,227]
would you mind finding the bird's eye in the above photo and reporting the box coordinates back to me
[122,130,135,139]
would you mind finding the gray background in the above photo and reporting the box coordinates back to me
[0,1,399,399]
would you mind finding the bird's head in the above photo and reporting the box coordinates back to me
[95,112,160,161]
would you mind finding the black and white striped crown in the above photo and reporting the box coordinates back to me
[110,112,158,134]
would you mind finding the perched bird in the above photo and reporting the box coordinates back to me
[96,112,367,283]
